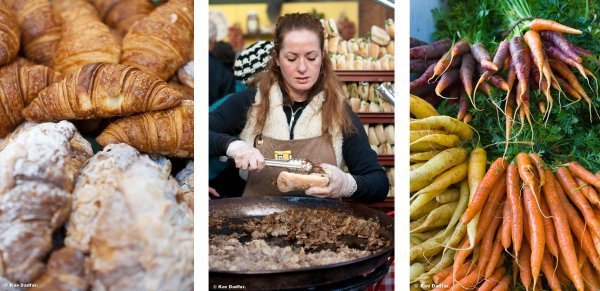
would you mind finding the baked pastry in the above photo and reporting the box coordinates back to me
[0,60,61,137]
[168,79,193,101]
[31,248,88,291]
[22,63,183,122]
[90,0,153,36]
[52,0,121,75]
[175,160,193,211]
[0,3,20,66]
[96,100,193,158]
[277,171,329,193]
[0,121,93,283]
[3,0,61,66]
[121,0,193,80]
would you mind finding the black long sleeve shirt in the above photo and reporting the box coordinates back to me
[209,88,389,203]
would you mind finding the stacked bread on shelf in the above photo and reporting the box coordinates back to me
[364,123,395,155]
[0,0,194,289]
[321,18,395,71]
[343,82,394,113]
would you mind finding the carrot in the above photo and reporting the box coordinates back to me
[457,89,468,121]
[410,37,428,48]
[501,201,511,250]
[540,30,582,63]
[490,274,511,291]
[451,40,471,57]
[474,40,510,95]
[432,260,470,284]
[460,53,475,100]
[523,185,546,287]
[467,148,487,248]
[506,58,517,92]
[516,153,541,206]
[530,18,583,34]
[539,197,559,258]
[553,74,582,100]
[524,30,552,95]
[462,113,472,124]
[548,172,588,289]
[410,116,473,141]
[410,38,452,59]
[510,37,532,104]
[436,255,473,290]
[461,158,508,224]
[528,152,546,187]
[569,43,591,57]
[582,259,600,290]
[507,164,523,255]
[503,92,516,156]
[485,231,504,278]
[568,162,600,191]
[449,266,480,291]
[530,66,553,120]
[518,242,533,289]
[477,205,504,274]
[410,59,438,73]
[410,147,467,186]
[435,69,460,97]
[475,175,507,244]
[410,63,435,91]
[545,44,589,83]
[479,267,507,291]
[574,176,600,207]
[432,53,462,81]
[471,43,498,71]
[556,167,600,240]
[549,58,590,102]
[541,251,561,291]
[411,82,437,97]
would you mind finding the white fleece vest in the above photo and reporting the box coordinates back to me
[240,84,344,168]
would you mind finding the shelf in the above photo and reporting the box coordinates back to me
[335,70,395,82]
[378,155,394,166]
[358,113,394,124]
[344,197,394,211]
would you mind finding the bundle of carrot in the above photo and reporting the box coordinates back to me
[409,95,477,286]
[427,153,600,290]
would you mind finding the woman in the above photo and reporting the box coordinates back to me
[209,13,388,203]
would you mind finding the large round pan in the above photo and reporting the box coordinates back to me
[209,196,394,290]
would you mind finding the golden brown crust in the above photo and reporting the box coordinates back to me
[0,3,20,66]
[168,79,193,101]
[31,248,88,291]
[277,172,329,192]
[52,0,120,75]
[91,0,153,36]
[96,100,193,158]
[22,63,183,122]
[0,60,61,137]
[121,0,193,80]
[4,0,61,66]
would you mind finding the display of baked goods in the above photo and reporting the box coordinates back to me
[0,1,194,289]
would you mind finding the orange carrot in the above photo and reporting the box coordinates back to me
[528,153,546,187]
[569,162,600,193]
[450,237,474,281]
[507,164,523,255]
[477,206,504,275]
[461,158,508,224]
[524,30,551,95]
[478,267,507,291]
[530,18,583,34]
[556,167,600,240]
[582,259,600,290]
[501,201,512,249]
[432,261,471,284]
[490,274,511,291]
[523,185,545,287]
[574,176,600,207]
[475,174,507,244]
[449,266,481,291]
[434,259,473,291]
[516,153,542,205]
[518,243,533,289]
[485,233,504,278]
[539,197,559,258]
[541,251,561,291]
[549,58,589,101]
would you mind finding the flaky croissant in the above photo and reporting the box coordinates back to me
[97,100,193,158]
[121,0,193,80]
[0,3,20,66]
[0,60,61,137]
[90,0,153,36]
[22,63,182,122]
[52,0,120,75]
[4,0,61,66]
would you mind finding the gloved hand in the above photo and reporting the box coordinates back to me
[226,140,265,171]
[305,163,357,198]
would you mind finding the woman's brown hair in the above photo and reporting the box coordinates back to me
[250,13,353,137]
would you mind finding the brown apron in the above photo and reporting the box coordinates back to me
[243,134,337,197]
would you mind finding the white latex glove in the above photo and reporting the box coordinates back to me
[305,163,357,198]
[226,140,265,171]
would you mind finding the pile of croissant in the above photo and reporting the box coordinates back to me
[0,0,194,290]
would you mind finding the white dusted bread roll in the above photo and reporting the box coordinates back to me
[277,171,329,192]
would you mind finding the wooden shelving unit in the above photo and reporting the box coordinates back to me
[335,70,394,82]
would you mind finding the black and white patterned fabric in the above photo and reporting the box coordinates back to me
[234,41,274,84]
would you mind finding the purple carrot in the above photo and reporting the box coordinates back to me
[410,63,435,91]
[457,89,469,120]
[410,37,428,48]
[506,56,517,92]
[553,75,581,100]
[570,43,591,57]
[471,43,498,71]
[545,43,588,80]
[423,93,442,107]
[474,41,510,94]
[411,82,437,96]
[435,68,460,97]
[540,31,582,63]
[410,38,452,59]
[451,40,471,56]
[509,36,531,101]
[460,53,475,98]
[411,59,438,73]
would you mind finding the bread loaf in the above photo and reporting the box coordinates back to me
[277,171,329,193]
[0,3,20,66]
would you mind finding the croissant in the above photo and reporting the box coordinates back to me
[97,100,193,158]
[22,63,182,122]
[0,3,20,66]
[4,0,61,66]
[90,0,153,36]
[0,60,61,137]
[52,0,121,75]
[121,0,193,80]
